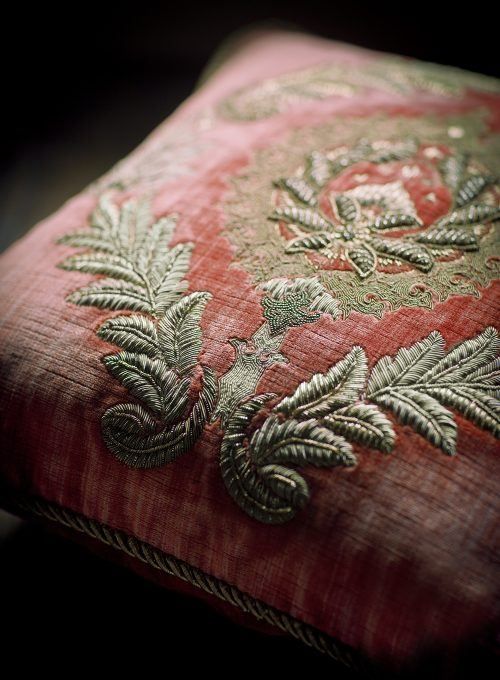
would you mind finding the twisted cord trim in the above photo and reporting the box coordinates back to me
[1,491,368,674]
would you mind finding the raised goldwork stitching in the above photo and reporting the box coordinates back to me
[225,113,500,317]
[212,278,340,424]
[58,117,500,523]
[222,328,499,522]
[219,58,500,121]
[58,196,216,468]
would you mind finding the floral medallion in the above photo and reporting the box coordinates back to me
[225,113,500,317]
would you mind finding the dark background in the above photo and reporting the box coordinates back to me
[1,1,498,251]
[1,3,498,677]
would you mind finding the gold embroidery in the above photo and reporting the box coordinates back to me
[212,278,339,424]
[57,113,500,524]
[222,327,499,522]
[219,58,500,121]
[224,113,500,317]
[58,197,216,467]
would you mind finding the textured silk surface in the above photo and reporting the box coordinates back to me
[0,32,499,667]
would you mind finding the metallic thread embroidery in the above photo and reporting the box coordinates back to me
[219,58,500,121]
[221,327,499,522]
[58,123,500,523]
[212,278,339,423]
[58,197,216,467]
[274,140,498,284]
[366,327,500,453]
[225,113,500,317]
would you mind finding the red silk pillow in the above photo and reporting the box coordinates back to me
[1,30,499,674]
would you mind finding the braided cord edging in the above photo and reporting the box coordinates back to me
[1,492,369,675]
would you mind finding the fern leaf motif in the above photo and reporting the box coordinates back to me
[58,196,191,317]
[417,327,498,384]
[367,327,500,453]
[157,292,212,374]
[59,196,216,468]
[153,244,193,315]
[220,396,356,525]
[58,196,500,525]
[220,345,394,523]
[425,387,500,436]
[324,403,395,452]
[276,346,368,419]
[67,279,152,313]
[137,215,178,277]
[221,327,498,522]
[59,253,145,286]
[102,368,217,468]
[374,388,457,455]
[103,352,189,419]
[98,315,159,357]
[57,232,115,252]
[250,416,357,467]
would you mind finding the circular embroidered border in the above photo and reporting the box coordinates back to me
[224,112,500,318]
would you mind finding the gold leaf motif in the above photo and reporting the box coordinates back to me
[276,346,368,419]
[367,327,500,453]
[285,233,334,253]
[324,403,395,452]
[157,292,212,374]
[415,227,478,250]
[58,197,215,467]
[456,175,496,208]
[368,238,434,271]
[437,203,500,228]
[270,206,333,232]
[345,244,377,278]
[98,315,159,356]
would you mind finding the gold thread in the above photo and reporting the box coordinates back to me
[219,58,500,121]
[58,197,215,467]
[224,113,500,317]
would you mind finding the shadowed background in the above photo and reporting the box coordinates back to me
[2,2,498,252]
[1,3,498,677]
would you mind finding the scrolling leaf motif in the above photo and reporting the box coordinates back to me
[58,196,499,524]
[58,196,216,468]
[222,328,499,522]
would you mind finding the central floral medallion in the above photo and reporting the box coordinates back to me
[226,114,500,316]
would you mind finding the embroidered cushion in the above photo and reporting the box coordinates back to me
[1,30,499,674]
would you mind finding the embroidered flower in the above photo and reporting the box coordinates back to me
[270,139,499,280]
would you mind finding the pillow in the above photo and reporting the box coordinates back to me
[1,29,499,675]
